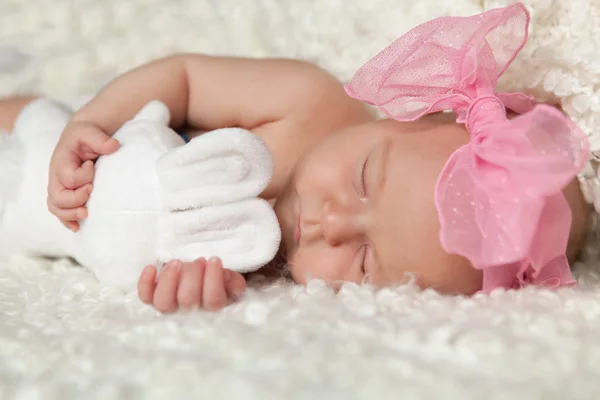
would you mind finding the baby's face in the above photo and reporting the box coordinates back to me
[273,117,483,294]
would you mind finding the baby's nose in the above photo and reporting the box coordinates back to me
[320,201,364,246]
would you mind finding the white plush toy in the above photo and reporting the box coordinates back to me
[0,98,281,289]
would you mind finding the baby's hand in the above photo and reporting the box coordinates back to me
[137,257,247,313]
[47,120,120,231]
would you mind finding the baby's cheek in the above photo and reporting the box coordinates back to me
[418,254,483,295]
[289,246,357,285]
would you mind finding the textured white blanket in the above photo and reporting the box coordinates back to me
[2,0,600,398]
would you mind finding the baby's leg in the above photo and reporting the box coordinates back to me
[0,96,38,133]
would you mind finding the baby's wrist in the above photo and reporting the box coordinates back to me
[69,101,122,136]
[66,115,111,136]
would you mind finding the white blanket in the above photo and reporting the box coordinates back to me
[2,0,600,398]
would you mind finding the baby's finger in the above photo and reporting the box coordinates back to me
[153,261,183,314]
[79,129,120,156]
[62,220,80,232]
[202,257,228,311]
[49,183,93,209]
[61,160,94,190]
[138,265,157,304]
[80,150,102,161]
[47,171,67,205]
[224,270,247,301]
[47,199,87,222]
[176,258,207,310]
[55,152,85,190]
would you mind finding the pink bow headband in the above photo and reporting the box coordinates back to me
[345,3,590,292]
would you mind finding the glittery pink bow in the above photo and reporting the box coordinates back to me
[345,3,589,292]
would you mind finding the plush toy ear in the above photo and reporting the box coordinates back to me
[155,127,281,273]
[156,198,281,273]
[132,100,171,126]
[156,128,274,210]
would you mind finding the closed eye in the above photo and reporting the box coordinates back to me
[360,244,374,278]
[360,244,368,274]
[358,152,372,198]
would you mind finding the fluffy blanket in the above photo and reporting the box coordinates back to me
[2,0,600,398]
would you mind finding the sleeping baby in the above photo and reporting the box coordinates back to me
[0,3,593,313]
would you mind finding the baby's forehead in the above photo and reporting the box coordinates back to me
[371,118,467,157]
[345,119,468,193]
[372,145,461,287]
[353,119,403,138]
[375,121,469,228]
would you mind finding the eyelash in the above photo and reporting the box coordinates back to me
[360,245,368,274]
[358,156,369,197]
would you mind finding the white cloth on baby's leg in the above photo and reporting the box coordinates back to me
[0,98,75,259]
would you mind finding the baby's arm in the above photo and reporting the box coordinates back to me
[48,55,372,227]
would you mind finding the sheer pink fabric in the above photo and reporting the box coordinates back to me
[345,3,590,292]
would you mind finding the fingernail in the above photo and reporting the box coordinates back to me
[223,270,232,282]
[233,288,245,301]
[173,260,183,271]
[142,265,153,275]
[76,209,86,219]
[208,257,219,265]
